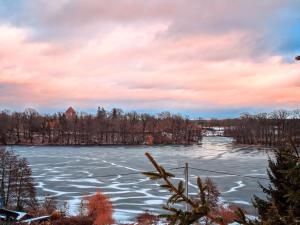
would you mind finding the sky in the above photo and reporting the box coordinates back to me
[0,0,300,118]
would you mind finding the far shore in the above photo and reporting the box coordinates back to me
[0,142,201,147]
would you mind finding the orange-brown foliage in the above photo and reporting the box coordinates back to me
[87,191,114,225]
[51,216,93,225]
[209,205,239,225]
[136,211,159,225]
[145,135,154,145]
[51,211,62,220]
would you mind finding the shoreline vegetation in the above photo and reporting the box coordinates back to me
[224,110,300,146]
[0,107,202,146]
[0,107,299,147]
[201,109,300,146]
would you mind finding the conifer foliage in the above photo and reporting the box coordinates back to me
[143,152,224,225]
[236,141,300,225]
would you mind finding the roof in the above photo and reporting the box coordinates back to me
[0,208,50,223]
[66,106,76,114]
[0,208,27,221]
[22,215,51,224]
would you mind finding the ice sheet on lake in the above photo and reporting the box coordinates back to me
[13,137,269,220]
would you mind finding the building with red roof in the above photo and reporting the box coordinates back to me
[65,106,76,120]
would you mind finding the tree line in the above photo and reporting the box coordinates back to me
[0,107,202,146]
[224,109,300,146]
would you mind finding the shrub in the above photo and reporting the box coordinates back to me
[87,191,114,225]
[136,211,159,225]
[51,216,93,225]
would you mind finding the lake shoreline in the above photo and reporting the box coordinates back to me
[0,143,201,148]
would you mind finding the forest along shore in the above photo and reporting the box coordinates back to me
[1,107,299,147]
[0,107,202,146]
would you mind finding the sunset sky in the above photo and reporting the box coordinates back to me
[0,0,299,118]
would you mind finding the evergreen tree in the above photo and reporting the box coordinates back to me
[236,141,300,225]
[143,152,234,225]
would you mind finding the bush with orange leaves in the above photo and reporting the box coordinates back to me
[208,205,239,225]
[87,191,115,225]
[136,211,159,225]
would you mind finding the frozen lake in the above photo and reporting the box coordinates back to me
[13,137,270,222]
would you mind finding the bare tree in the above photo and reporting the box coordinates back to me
[0,107,202,146]
[0,148,36,210]
[227,110,300,146]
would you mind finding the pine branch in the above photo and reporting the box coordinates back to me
[144,152,197,208]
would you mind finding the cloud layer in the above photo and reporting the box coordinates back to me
[0,0,299,117]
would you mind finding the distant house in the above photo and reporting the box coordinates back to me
[65,106,76,120]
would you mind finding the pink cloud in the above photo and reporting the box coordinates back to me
[0,23,299,112]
